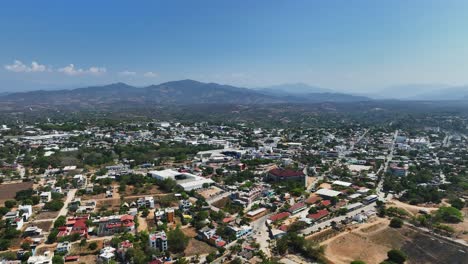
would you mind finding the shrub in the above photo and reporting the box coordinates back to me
[387,249,407,264]
[389,217,403,228]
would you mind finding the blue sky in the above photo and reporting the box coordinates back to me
[1,0,468,92]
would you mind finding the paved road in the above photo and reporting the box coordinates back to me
[251,214,271,257]
[376,130,398,202]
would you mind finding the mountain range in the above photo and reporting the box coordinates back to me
[0,80,370,108]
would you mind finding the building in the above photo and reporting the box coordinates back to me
[288,202,307,214]
[197,227,226,247]
[149,231,168,251]
[137,197,155,208]
[24,226,43,237]
[95,214,135,236]
[99,247,116,262]
[228,225,253,238]
[148,169,215,191]
[315,188,342,198]
[269,212,291,222]
[307,209,329,222]
[40,192,51,203]
[363,194,378,204]
[231,186,264,207]
[56,242,71,253]
[18,205,33,221]
[246,208,267,220]
[165,208,175,223]
[267,168,305,182]
[27,251,53,264]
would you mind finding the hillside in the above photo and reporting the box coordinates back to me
[0,80,371,108]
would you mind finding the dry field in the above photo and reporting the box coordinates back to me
[323,219,468,264]
[0,182,33,205]
[197,186,223,199]
[183,238,217,257]
[34,210,60,220]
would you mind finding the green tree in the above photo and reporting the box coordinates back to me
[88,242,98,250]
[167,227,189,253]
[351,261,366,264]
[435,206,463,223]
[387,249,407,264]
[389,217,403,228]
[54,216,66,228]
[4,200,16,208]
[52,255,64,264]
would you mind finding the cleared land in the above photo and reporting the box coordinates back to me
[0,182,33,205]
[323,220,468,264]
[184,238,217,257]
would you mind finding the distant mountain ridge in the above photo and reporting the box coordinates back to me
[0,80,371,108]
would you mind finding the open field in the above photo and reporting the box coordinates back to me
[323,221,468,264]
[0,182,33,205]
[67,255,97,264]
[34,210,60,220]
[25,221,53,232]
[184,238,217,257]
[197,186,223,199]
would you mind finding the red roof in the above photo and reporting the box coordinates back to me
[268,168,304,177]
[288,202,306,213]
[269,212,291,222]
[305,195,322,205]
[64,256,79,262]
[120,215,134,221]
[307,209,329,220]
[320,200,331,207]
[222,217,234,223]
[279,224,289,231]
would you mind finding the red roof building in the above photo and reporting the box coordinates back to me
[307,209,329,221]
[267,168,305,182]
[269,212,291,222]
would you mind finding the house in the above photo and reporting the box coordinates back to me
[73,174,87,188]
[231,186,264,207]
[315,188,342,198]
[95,214,135,236]
[40,192,51,203]
[267,168,305,182]
[305,195,322,205]
[19,205,33,221]
[179,200,192,211]
[24,226,43,237]
[117,240,133,260]
[99,247,116,262]
[228,225,253,238]
[149,231,168,251]
[136,197,155,209]
[198,227,227,247]
[269,212,291,222]
[307,209,329,222]
[27,251,53,264]
[56,242,71,253]
[288,202,307,214]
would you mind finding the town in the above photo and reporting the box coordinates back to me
[0,116,466,264]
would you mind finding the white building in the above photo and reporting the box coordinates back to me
[149,231,168,251]
[27,251,53,264]
[148,169,215,191]
[40,192,51,203]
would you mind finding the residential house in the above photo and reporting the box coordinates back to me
[149,231,168,251]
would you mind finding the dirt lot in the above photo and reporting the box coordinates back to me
[197,186,223,199]
[68,255,97,264]
[70,240,104,255]
[25,220,53,232]
[447,207,468,242]
[387,199,439,216]
[182,227,198,238]
[34,211,60,220]
[184,238,217,257]
[323,220,468,264]
[0,182,33,205]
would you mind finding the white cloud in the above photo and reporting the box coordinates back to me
[119,70,137,76]
[4,60,48,72]
[58,64,106,76]
[144,71,159,78]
